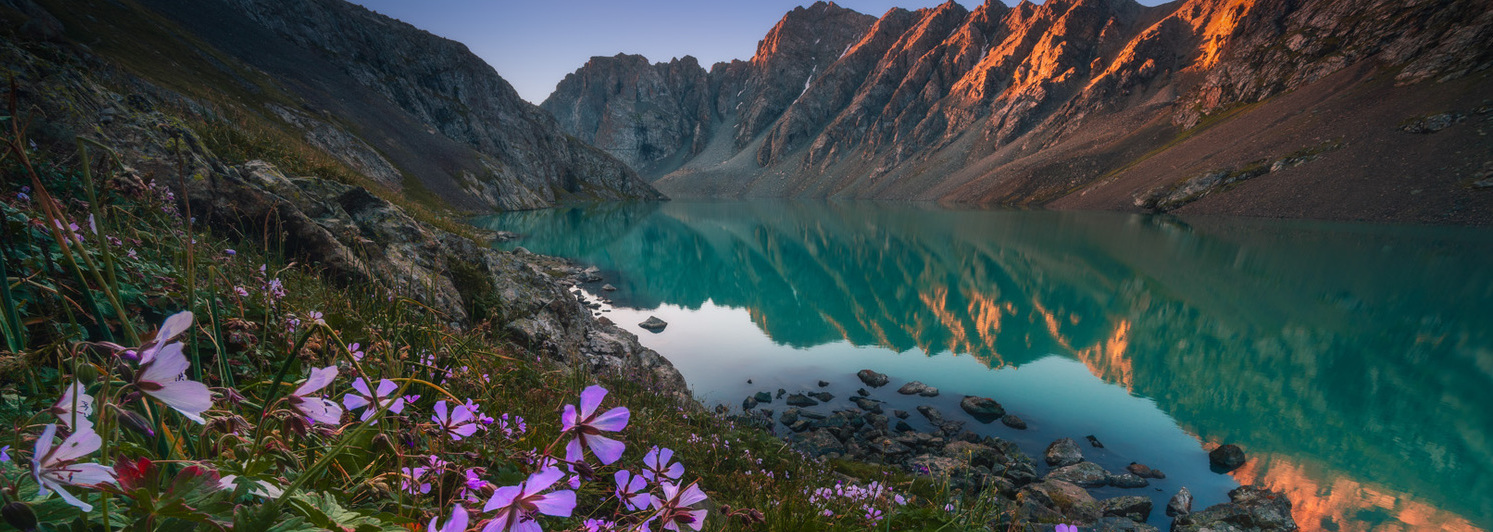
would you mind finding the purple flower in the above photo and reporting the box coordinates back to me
[223,249,236,256]
[31,424,117,511]
[1056,525,1078,532]
[401,466,430,495]
[497,414,526,439]
[432,400,478,441]
[348,343,366,362]
[48,381,96,432]
[614,470,648,511]
[0,445,9,462]
[649,482,709,531]
[342,378,404,422]
[429,504,469,532]
[582,519,618,532]
[560,385,630,466]
[481,467,576,532]
[288,366,342,425]
[135,312,212,424]
[641,446,684,483]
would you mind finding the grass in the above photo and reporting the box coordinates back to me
[0,87,1026,532]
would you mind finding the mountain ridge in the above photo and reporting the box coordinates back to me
[544,0,1493,225]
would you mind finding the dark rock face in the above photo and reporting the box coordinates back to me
[541,54,713,177]
[140,0,662,211]
[1210,444,1247,471]
[1172,485,1297,532]
[857,369,891,387]
[1045,437,1085,467]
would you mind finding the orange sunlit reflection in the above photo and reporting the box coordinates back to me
[1231,454,1485,532]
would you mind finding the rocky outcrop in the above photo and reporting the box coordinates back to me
[546,0,1493,224]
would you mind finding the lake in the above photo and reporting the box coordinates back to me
[475,201,1493,531]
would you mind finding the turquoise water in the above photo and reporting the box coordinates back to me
[476,201,1493,531]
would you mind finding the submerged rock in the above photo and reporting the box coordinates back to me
[601,283,617,291]
[786,393,818,407]
[817,380,830,387]
[849,396,882,413]
[1086,435,1105,448]
[1107,473,1149,489]
[638,316,668,331]
[1000,414,1027,429]
[1209,444,1247,471]
[1045,438,1084,467]
[897,381,930,395]
[754,391,773,403]
[959,396,1004,422]
[809,391,834,402]
[856,369,890,387]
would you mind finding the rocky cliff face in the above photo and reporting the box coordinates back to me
[546,0,1493,224]
[38,0,661,211]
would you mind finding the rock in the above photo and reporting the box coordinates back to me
[1126,462,1152,477]
[1044,438,1084,467]
[893,409,910,419]
[817,380,830,387]
[638,316,668,331]
[894,420,914,432]
[916,405,946,425]
[1000,414,1027,429]
[754,391,772,403]
[1086,435,1105,448]
[856,388,869,396]
[1149,469,1166,479]
[788,419,814,433]
[1018,480,1101,524]
[810,391,834,402]
[959,396,1005,421]
[777,388,786,398]
[1475,177,1493,189]
[793,429,845,457]
[849,396,882,413]
[943,441,1002,469]
[779,408,799,425]
[1100,496,1153,522]
[919,386,939,397]
[1167,486,1193,517]
[897,381,930,395]
[742,396,758,411]
[785,393,818,407]
[1044,462,1110,488]
[799,410,827,420]
[856,369,890,387]
[867,436,912,457]
[1400,112,1465,133]
[1172,485,1296,532]
[601,283,617,291]
[1209,444,1247,471]
[1092,516,1160,532]
[1107,473,1149,488]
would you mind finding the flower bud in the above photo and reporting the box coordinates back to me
[2,501,37,531]
[75,363,99,385]
[110,405,156,437]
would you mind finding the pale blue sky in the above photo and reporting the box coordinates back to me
[347,1,1171,104]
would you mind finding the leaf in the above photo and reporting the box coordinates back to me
[232,503,321,532]
[287,491,404,532]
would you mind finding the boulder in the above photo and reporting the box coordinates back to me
[1107,473,1149,488]
[817,380,830,387]
[943,441,1002,469]
[1166,486,1193,517]
[919,386,939,397]
[1000,414,1027,429]
[893,409,910,419]
[638,316,668,331]
[1100,496,1153,522]
[856,369,890,387]
[793,429,845,457]
[741,396,758,411]
[601,283,617,291]
[1044,462,1110,488]
[779,408,799,425]
[849,396,882,413]
[1086,434,1105,448]
[1209,444,1247,471]
[897,381,930,395]
[754,391,773,403]
[916,405,946,425]
[1018,480,1100,524]
[1044,438,1084,467]
[959,396,1005,421]
[867,436,912,457]
[809,391,834,402]
[1172,485,1296,531]
[785,393,818,407]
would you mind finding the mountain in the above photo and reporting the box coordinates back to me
[543,0,1493,225]
[12,0,661,212]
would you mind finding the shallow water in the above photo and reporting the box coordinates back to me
[476,201,1493,531]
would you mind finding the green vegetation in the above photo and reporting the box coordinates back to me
[0,85,1021,532]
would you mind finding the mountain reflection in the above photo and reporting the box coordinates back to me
[478,201,1493,529]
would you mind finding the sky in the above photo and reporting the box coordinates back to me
[347,1,1170,105]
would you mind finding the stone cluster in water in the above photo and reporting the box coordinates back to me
[728,369,1296,531]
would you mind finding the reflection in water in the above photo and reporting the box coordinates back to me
[478,201,1493,530]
